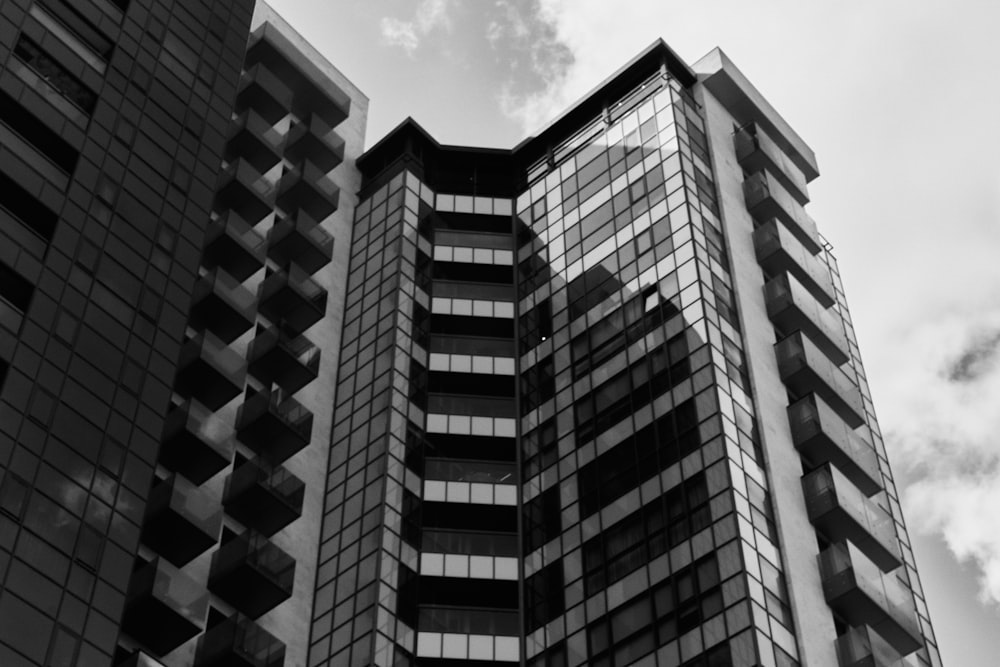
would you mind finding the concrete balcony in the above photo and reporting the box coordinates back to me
[123,558,208,656]
[202,212,266,282]
[247,326,320,394]
[753,219,836,307]
[117,650,169,667]
[835,625,907,667]
[189,269,257,343]
[258,264,327,334]
[266,210,334,274]
[141,474,223,566]
[735,122,809,204]
[787,394,882,496]
[174,332,247,411]
[235,63,293,124]
[285,114,345,172]
[276,160,339,222]
[764,273,849,365]
[160,399,234,484]
[775,331,866,428]
[223,457,305,536]
[803,464,902,571]
[226,109,285,174]
[215,158,276,225]
[235,387,313,464]
[743,170,821,254]
[208,531,295,618]
[194,613,285,667]
[819,542,922,656]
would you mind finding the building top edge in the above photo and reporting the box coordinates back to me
[693,47,819,181]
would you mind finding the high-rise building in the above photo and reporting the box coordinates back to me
[0,3,939,667]
[322,42,941,667]
[0,1,366,666]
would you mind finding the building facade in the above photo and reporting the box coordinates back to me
[0,2,939,667]
[316,42,942,667]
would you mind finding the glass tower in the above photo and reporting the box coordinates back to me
[311,41,941,667]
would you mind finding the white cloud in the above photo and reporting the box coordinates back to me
[380,0,453,56]
[880,308,1000,604]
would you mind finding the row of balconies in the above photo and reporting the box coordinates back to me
[216,156,339,225]
[123,556,286,664]
[186,263,328,350]
[202,208,334,282]
[738,126,923,663]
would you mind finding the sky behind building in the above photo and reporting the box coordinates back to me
[267,2,1000,663]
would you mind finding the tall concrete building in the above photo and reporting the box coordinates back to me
[0,3,938,667]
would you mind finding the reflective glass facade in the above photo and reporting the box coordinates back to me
[313,41,941,667]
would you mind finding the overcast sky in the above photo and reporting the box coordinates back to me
[268,1,1000,663]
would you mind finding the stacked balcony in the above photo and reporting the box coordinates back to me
[189,269,257,343]
[216,158,276,225]
[141,474,223,566]
[226,109,285,174]
[123,558,209,656]
[764,273,849,365]
[819,542,922,656]
[276,160,339,222]
[160,399,234,484]
[744,170,820,254]
[803,464,901,571]
[753,219,836,307]
[208,531,295,617]
[258,264,327,333]
[787,394,882,496]
[835,624,906,667]
[286,114,345,172]
[735,123,809,205]
[236,387,313,464]
[247,326,320,394]
[236,63,293,124]
[175,331,248,410]
[202,212,267,282]
[267,210,334,273]
[223,457,305,536]
[775,331,865,428]
[195,614,285,667]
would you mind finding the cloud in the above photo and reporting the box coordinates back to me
[881,309,1000,605]
[380,0,453,56]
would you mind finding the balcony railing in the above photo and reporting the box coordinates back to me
[208,531,295,618]
[247,325,320,394]
[202,212,266,282]
[189,268,257,343]
[743,170,820,254]
[803,464,901,571]
[141,474,222,566]
[775,332,866,428]
[235,387,313,464]
[236,63,293,124]
[735,123,810,204]
[285,114,346,172]
[258,264,327,333]
[215,158,276,225]
[226,108,285,174]
[835,624,906,667]
[753,219,836,307]
[223,457,305,536]
[160,399,235,484]
[123,558,208,656]
[266,210,334,274]
[276,160,340,221]
[764,273,849,365]
[819,542,922,656]
[174,332,247,411]
[195,613,285,667]
[787,394,882,496]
